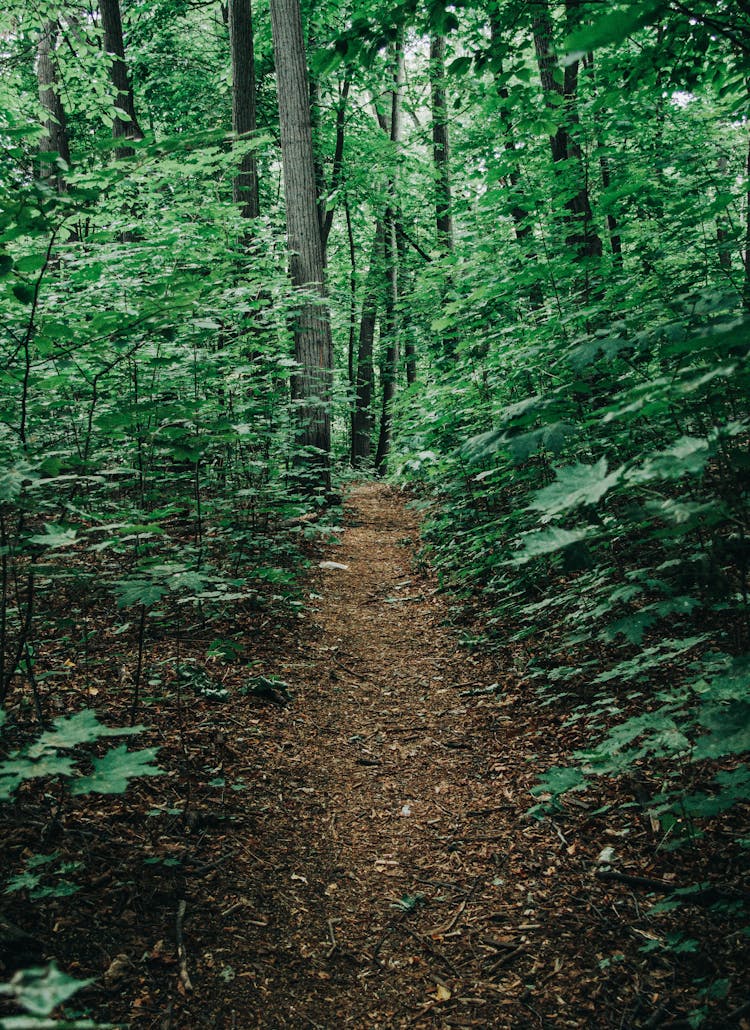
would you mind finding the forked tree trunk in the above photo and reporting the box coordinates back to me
[229,0,259,220]
[270,0,333,489]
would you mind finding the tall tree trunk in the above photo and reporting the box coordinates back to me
[584,52,623,264]
[598,147,623,262]
[321,77,351,252]
[533,1,602,268]
[744,126,750,311]
[351,222,384,466]
[430,33,456,361]
[99,0,144,158]
[398,227,417,386]
[37,20,71,192]
[374,38,404,475]
[487,6,545,310]
[229,0,259,220]
[270,0,333,489]
[374,215,399,473]
[430,34,454,252]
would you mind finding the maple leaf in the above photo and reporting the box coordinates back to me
[70,745,163,795]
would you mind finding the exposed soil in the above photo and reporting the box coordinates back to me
[1,484,748,1028]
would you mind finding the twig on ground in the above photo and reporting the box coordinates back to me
[595,869,750,904]
[176,899,193,993]
[326,918,339,958]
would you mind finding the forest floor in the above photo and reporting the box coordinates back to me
[2,483,748,1029]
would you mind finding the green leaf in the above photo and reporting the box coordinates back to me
[693,703,750,760]
[511,526,593,565]
[0,755,76,798]
[529,459,622,517]
[563,2,664,62]
[531,765,587,797]
[70,745,163,795]
[627,437,710,484]
[0,963,94,1017]
[11,283,35,305]
[5,872,43,895]
[27,525,78,550]
[28,710,143,758]
[114,578,167,609]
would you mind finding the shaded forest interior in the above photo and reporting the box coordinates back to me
[1,0,750,1026]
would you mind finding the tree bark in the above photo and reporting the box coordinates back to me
[374,38,404,475]
[533,1,602,265]
[744,125,750,311]
[321,77,351,252]
[36,20,71,192]
[374,215,399,473]
[430,34,454,253]
[229,0,259,220]
[270,0,333,488]
[351,222,384,466]
[99,0,144,158]
[487,5,544,310]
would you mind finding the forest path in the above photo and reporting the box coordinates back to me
[213,483,552,1028]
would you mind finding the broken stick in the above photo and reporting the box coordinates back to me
[176,899,193,992]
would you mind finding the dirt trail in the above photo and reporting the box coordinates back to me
[3,487,742,1029]
[171,485,655,1028]
[217,483,546,1028]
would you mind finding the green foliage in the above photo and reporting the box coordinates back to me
[0,963,94,1019]
[0,710,161,801]
[69,744,162,796]
[390,0,750,852]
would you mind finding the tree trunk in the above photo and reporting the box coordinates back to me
[270,0,333,489]
[37,20,71,192]
[744,126,750,311]
[374,38,404,475]
[321,77,351,252]
[487,5,544,310]
[430,34,454,252]
[533,1,602,265]
[430,33,456,361]
[99,0,144,158]
[598,148,623,262]
[229,0,259,220]
[374,214,399,473]
[351,222,384,466]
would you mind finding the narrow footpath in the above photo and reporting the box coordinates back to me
[191,484,622,1028]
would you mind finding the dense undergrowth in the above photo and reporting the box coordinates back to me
[393,270,750,903]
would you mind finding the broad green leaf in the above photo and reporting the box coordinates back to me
[114,578,167,609]
[563,1,664,62]
[70,745,163,795]
[529,459,622,517]
[28,710,143,758]
[627,436,710,484]
[511,526,592,565]
[531,765,587,797]
[0,963,94,1017]
[693,703,750,760]
[27,526,78,550]
[0,755,76,797]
